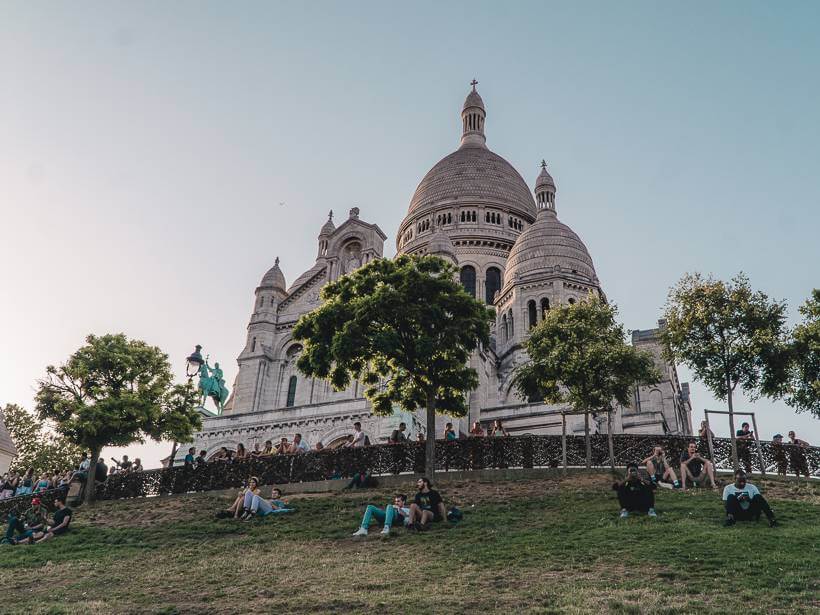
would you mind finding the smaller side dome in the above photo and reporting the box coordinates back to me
[259,256,286,291]
[427,228,457,263]
[463,89,485,112]
[534,160,557,212]
[319,210,335,236]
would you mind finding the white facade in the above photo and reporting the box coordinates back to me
[184,85,692,460]
[0,410,18,474]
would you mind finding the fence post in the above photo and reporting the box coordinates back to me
[561,413,567,476]
[705,413,715,464]
[750,413,766,476]
[607,411,615,471]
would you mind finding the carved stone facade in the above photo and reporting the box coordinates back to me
[182,85,692,461]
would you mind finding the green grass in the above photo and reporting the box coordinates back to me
[3,474,820,614]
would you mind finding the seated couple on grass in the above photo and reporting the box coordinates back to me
[352,476,447,537]
[3,497,72,545]
[220,477,294,520]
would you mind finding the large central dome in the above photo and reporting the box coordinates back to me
[408,146,537,217]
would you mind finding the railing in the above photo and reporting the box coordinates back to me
[1,435,817,514]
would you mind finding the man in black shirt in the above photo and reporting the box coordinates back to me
[679,441,717,490]
[612,463,657,518]
[735,422,754,473]
[407,477,446,530]
[27,498,72,544]
[94,458,108,483]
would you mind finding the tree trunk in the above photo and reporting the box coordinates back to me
[726,370,739,471]
[424,394,437,478]
[584,411,591,470]
[85,447,101,505]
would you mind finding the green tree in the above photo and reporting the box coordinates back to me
[662,273,788,469]
[514,296,659,468]
[35,333,201,502]
[783,289,820,418]
[1,403,83,475]
[292,255,493,477]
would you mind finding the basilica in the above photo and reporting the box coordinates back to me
[185,84,693,458]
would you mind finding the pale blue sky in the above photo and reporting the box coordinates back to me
[1,1,818,468]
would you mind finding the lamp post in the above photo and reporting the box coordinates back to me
[169,345,205,469]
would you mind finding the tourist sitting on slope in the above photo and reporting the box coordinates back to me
[723,470,777,527]
[2,497,49,544]
[240,487,293,519]
[23,497,73,544]
[612,463,657,518]
[407,477,446,531]
[679,442,717,490]
[641,446,681,488]
[224,476,262,519]
[352,494,411,537]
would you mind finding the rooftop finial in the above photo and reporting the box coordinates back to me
[328,210,333,221]
[470,78,478,91]
[541,159,547,170]
[275,256,280,266]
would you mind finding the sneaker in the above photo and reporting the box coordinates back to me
[619,510,629,519]
[413,521,423,532]
[648,508,657,518]
[769,518,779,528]
[724,516,736,527]
[352,527,368,537]
[380,526,391,535]
[673,480,681,489]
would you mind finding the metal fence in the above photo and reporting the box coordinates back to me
[1,434,816,515]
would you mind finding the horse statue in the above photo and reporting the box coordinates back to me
[197,359,229,413]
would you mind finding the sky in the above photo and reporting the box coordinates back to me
[1,1,819,469]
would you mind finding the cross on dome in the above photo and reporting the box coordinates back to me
[470,78,478,91]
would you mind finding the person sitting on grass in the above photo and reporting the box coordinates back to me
[407,477,446,531]
[680,442,717,490]
[352,493,411,537]
[723,470,777,527]
[612,463,657,518]
[224,477,262,519]
[3,497,49,544]
[240,487,293,519]
[642,446,681,488]
[23,497,72,544]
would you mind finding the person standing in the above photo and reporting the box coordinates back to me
[388,422,407,444]
[444,423,457,441]
[787,431,811,478]
[346,422,366,448]
[735,422,754,473]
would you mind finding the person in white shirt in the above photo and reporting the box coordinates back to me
[288,433,310,454]
[346,422,366,448]
[352,494,411,536]
[722,470,777,527]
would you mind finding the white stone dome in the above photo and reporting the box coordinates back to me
[504,210,597,286]
[408,146,537,218]
[259,257,286,291]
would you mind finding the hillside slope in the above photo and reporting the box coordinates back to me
[4,474,820,614]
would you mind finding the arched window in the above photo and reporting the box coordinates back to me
[251,337,256,352]
[460,266,476,297]
[485,267,501,304]
[541,298,550,319]
[501,314,508,343]
[286,376,297,407]
[568,298,576,305]
[528,300,537,329]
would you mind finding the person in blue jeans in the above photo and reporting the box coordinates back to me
[241,487,293,519]
[352,494,410,536]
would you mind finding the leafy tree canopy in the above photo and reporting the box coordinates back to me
[515,296,660,414]
[35,333,201,500]
[784,289,820,418]
[1,403,83,475]
[662,272,788,402]
[292,255,493,475]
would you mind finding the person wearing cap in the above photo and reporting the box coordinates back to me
[723,469,777,527]
[612,463,657,518]
[2,497,48,544]
[27,497,73,543]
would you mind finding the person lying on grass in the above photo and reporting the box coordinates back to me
[224,477,262,519]
[723,470,777,528]
[612,463,657,518]
[642,446,681,489]
[19,497,72,544]
[679,442,718,490]
[240,486,294,519]
[352,493,411,537]
[407,477,446,531]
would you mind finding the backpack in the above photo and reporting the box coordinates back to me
[446,507,463,523]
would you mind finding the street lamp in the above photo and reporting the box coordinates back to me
[186,345,205,379]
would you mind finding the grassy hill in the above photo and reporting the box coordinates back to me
[4,474,819,614]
